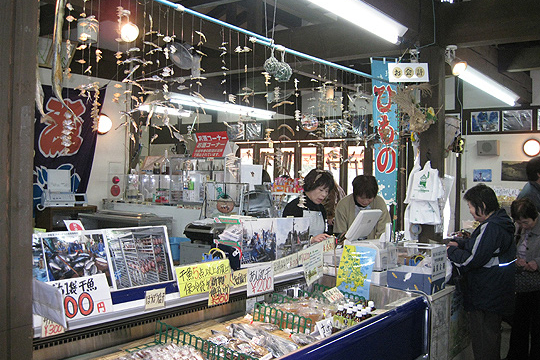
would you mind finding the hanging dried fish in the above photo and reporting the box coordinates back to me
[195,30,207,43]
[138,75,165,82]
[278,134,291,141]
[51,0,78,124]
[95,49,102,62]
[66,15,76,22]
[66,2,73,11]
[150,134,159,144]
[195,49,207,57]
[75,59,86,64]
[278,124,295,136]
[122,64,140,82]
[115,51,123,59]
[122,79,144,92]
[272,100,294,108]
[120,58,153,66]
[84,65,92,74]
[228,94,236,104]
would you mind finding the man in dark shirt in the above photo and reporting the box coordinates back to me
[517,157,540,212]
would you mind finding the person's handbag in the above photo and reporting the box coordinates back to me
[515,269,540,293]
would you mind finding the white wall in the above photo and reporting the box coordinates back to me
[39,68,127,209]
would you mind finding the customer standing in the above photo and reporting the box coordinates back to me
[447,184,516,360]
[506,198,540,360]
[283,169,335,243]
[517,156,540,211]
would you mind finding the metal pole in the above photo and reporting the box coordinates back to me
[152,0,386,83]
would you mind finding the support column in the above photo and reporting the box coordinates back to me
[0,0,38,359]
[418,45,446,243]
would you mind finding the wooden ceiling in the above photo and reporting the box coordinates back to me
[39,0,540,104]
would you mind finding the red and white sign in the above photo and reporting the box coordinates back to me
[49,273,113,321]
[192,131,229,158]
[63,220,85,231]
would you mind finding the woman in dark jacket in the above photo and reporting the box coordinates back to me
[447,184,516,360]
[506,198,540,360]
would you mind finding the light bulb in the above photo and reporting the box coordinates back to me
[120,22,139,43]
[97,114,112,134]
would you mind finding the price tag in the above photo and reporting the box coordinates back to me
[175,259,231,297]
[41,317,65,338]
[322,237,335,252]
[247,264,274,297]
[145,288,166,310]
[322,287,345,304]
[316,318,334,338]
[230,269,247,288]
[208,274,230,306]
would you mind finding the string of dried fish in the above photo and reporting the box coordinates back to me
[272,100,294,108]
[277,124,295,136]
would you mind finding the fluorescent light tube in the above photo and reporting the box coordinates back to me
[169,93,275,120]
[138,104,193,117]
[457,66,520,106]
[306,0,408,44]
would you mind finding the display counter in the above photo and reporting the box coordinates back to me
[33,272,429,360]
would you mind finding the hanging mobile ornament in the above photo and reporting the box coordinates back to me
[274,49,292,82]
[263,45,280,76]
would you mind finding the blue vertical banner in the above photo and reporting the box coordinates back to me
[371,59,398,204]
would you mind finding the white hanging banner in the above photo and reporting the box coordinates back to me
[388,63,429,82]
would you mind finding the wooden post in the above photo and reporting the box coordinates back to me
[0,0,38,359]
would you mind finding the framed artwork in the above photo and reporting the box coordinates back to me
[471,111,499,133]
[473,169,492,182]
[245,122,263,140]
[502,110,532,131]
[501,161,528,181]
[325,119,347,138]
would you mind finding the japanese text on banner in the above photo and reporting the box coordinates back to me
[175,260,231,297]
[208,274,230,306]
[371,59,398,204]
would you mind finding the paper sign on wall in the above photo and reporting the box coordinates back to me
[247,264,274,297]
[230,269,247,288]
[145,288,166,310]
[208,274,230,306]
[175,260,231,297]
[49,273,112,321]
[388,63,429,82]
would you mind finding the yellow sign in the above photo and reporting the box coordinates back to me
[208,274,230,306]
[230,269,247,288]
[175,260,231,297]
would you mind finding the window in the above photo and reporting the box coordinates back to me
[301,147,317,176]
[346,145,365,193]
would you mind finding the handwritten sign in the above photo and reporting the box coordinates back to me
[145,288,166,310]
[41,318,65,338]
[273,253,299,275]
[193,131,229,158]
[316,318,334,338]
[175,260,231,297]
[322,287,345,304]
[304,243,323,286]
[247,264,274,297]
[230,269,247,288]
[208,274,230,306]
[49,273,112,321]
[322,237,336,252]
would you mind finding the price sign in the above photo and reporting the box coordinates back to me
[304,243,323,286]
[322,287,345,304]
[49,274,112,321]
[41,318,65,338]
[297,248,311,266]
[175,260,231,297]
[316,318,334,338]
[208,274,230,306]
[247,264,274,297]
[145,288,166,310]
[273,253,299,275]
[322,237,335,252]
[230,269,247,288]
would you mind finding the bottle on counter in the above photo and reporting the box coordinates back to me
[162,150,171,175]
[368,300,376,311]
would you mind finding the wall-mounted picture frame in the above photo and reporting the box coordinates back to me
[473,169,492,182]
[501,161,528,181]
[226,123,245,141]
[502,109,532,131]
[471,111,499,133]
